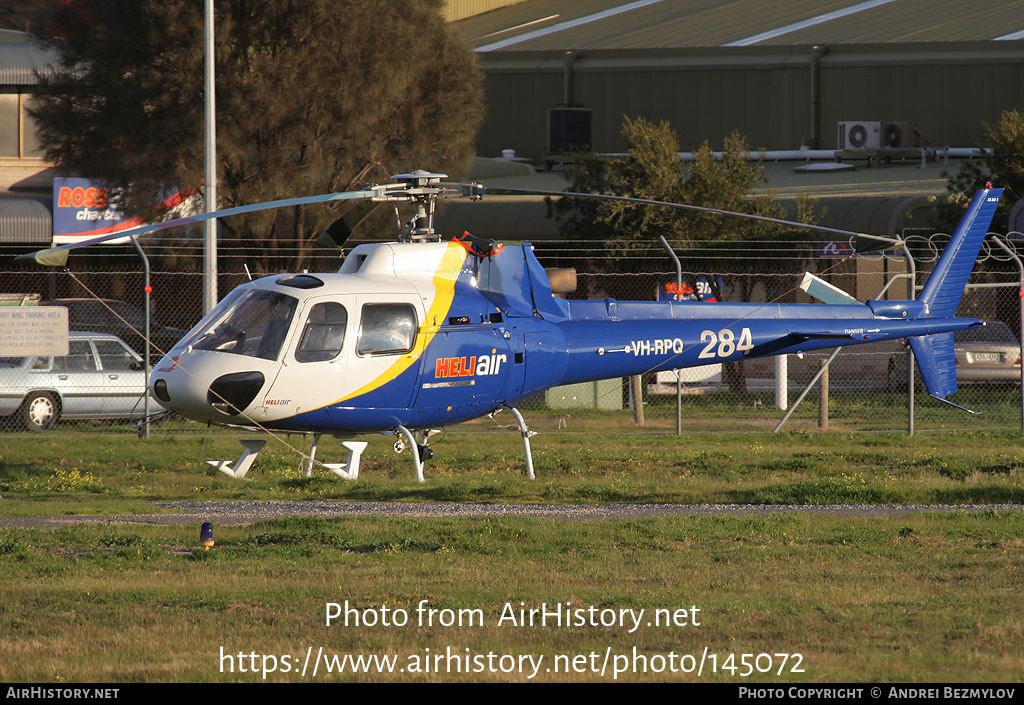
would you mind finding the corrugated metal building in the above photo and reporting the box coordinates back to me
[455,0,1024,162]
[443,0,528,22]
[0,35,56,243]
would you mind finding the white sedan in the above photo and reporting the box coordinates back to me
[0,332,159,431]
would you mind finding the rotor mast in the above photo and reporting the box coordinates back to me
[374,170,482,242]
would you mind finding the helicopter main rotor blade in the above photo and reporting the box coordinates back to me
[16,189,378,267]
[485,187,867,240]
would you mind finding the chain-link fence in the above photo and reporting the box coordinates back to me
[2,230,1022,436]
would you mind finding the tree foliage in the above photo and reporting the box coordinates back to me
[945,109,1024,231]
[31,0,484,270]
[550,117,807,269]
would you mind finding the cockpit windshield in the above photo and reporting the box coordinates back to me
[174,289,298,361]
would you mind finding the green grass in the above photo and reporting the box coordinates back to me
[637,386,1024,432]
[3,422,1024,510]
[1,512,1022,682]
[3,423,1024,681]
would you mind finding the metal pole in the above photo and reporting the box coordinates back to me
[563,50,579,105]
[904,243,915,435]
[630,374,645,426]
[676,370,682,436]
[809,45,828,149]
[659,235,683,435]
[775,354,788,409]
[773,347,841,433]
[130,236,150,437]
[818,358,828,430]
[203,0,217,315]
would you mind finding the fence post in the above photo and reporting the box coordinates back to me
[818,359,828,430]
[630,375,645,425]
[775,354,788,410]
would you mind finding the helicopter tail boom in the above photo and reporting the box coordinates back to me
[551,187,1002,404]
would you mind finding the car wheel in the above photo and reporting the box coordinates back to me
[21,392,59,431]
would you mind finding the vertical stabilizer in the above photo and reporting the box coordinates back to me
[908,333,958,399]
[917,187,1002,316]
[910,187,1001,403]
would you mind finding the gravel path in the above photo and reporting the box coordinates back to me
[0,500,1021,528]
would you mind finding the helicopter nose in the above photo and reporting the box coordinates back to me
[206,371,266,416]
[152,360,266,421]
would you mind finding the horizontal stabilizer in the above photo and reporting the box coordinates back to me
[788,322,883,341]
[789,330,858,341]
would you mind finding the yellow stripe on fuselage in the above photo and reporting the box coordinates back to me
[337,242,469,403]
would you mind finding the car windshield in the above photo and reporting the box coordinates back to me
[0,357,24,368]
[174,289,298,361]
[67,301,163,329]
[105,301,157,328]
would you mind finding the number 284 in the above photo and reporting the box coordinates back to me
[698,328,754,359]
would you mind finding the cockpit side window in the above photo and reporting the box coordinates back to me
[357,303,417,356]
[295,302,347,363]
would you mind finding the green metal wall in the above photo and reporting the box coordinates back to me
[475,42,1024,162]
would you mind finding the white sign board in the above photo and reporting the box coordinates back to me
[0,307,69,356]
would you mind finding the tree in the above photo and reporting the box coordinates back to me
[549,117,801,269]
[942,110,1024,338]
[549,117,821,394]
[31,0,484,271]
[945,109,1024,231]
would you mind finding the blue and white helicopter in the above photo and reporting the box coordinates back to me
[18,172,1003,482]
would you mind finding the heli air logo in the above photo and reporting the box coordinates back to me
[435,350,508,378]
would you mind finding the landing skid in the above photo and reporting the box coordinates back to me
[393,426,438,483]
[503,405,537,480]
[207,439,267,479]
[209,435,367,480]
[303,433,368,479]
[391,406,537,482]
[210,406,538,482]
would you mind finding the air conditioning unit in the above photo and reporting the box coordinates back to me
[837,121,881,150]
[548,106,592,154]
[883,121,912,148]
